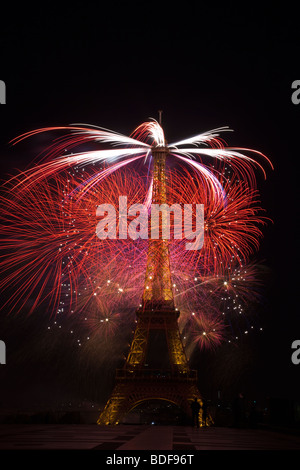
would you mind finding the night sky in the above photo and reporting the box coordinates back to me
[0,2,299,413]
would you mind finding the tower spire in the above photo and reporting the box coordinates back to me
[158,109,163,125]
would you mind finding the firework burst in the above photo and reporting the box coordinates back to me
[8,121,272,200]
[0,119,273,351]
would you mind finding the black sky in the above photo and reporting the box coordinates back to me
[0,2,299,409]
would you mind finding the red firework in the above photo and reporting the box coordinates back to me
[168,165,269,275]
[0,120,272,350]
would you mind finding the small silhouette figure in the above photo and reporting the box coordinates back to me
[191,397,200,428]
[201,399,208,427]
[232,392,246,428]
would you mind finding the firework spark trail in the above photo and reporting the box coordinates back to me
[7,120,272,203]
[0,120,273,350]
[168,166,269,274]
[173,260,267,354]
[184,313,226,352]
[0,176,67,315]
[0,168,148,316]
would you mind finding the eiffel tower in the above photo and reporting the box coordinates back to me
[97,122,205,426]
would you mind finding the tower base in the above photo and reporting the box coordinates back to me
[97,369,208,426]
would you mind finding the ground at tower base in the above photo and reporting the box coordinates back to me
[0,423,300,450]
[1,395,300,449]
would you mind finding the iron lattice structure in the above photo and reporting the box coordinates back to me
[97,146,206,425]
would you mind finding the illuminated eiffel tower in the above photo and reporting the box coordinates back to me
[97,117,205,426]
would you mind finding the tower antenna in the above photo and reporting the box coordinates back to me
[158,110,163,125]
